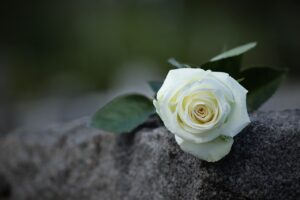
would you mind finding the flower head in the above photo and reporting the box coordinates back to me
[154,68,250,162]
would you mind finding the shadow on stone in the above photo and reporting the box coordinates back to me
[0,174,11,199]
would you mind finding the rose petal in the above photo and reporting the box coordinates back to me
[175,135,234,162]
[156,68,207,101]
[212,72,250,137]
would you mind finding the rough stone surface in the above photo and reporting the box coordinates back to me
[0,110,299,200]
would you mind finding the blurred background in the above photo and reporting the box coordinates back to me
[0,0,300,133]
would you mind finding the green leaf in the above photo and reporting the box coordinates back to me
[240,66,287,111]
[148,81,163,93]
[168,58,191,68]
[210,42,257,61]
[90,94,155,134]
[237,77,245,83]
[201,42,257,79]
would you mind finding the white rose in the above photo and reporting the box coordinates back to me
[153,68,250,162]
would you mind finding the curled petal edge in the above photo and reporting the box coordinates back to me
[175,135,234,162]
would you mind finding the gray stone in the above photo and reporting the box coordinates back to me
[0,110,299,200]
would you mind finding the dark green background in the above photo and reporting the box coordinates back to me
[0,0,299,132]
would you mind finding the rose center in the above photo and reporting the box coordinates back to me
[192,104,214,123]
[196,106,207,117]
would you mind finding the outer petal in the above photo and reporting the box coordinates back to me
[156,68,206,100]
[211,72,250,137]
[175,135,234,162]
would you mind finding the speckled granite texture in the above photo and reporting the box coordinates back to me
[0,110,299,200]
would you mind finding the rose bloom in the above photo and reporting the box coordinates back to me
[153,68,250,162]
